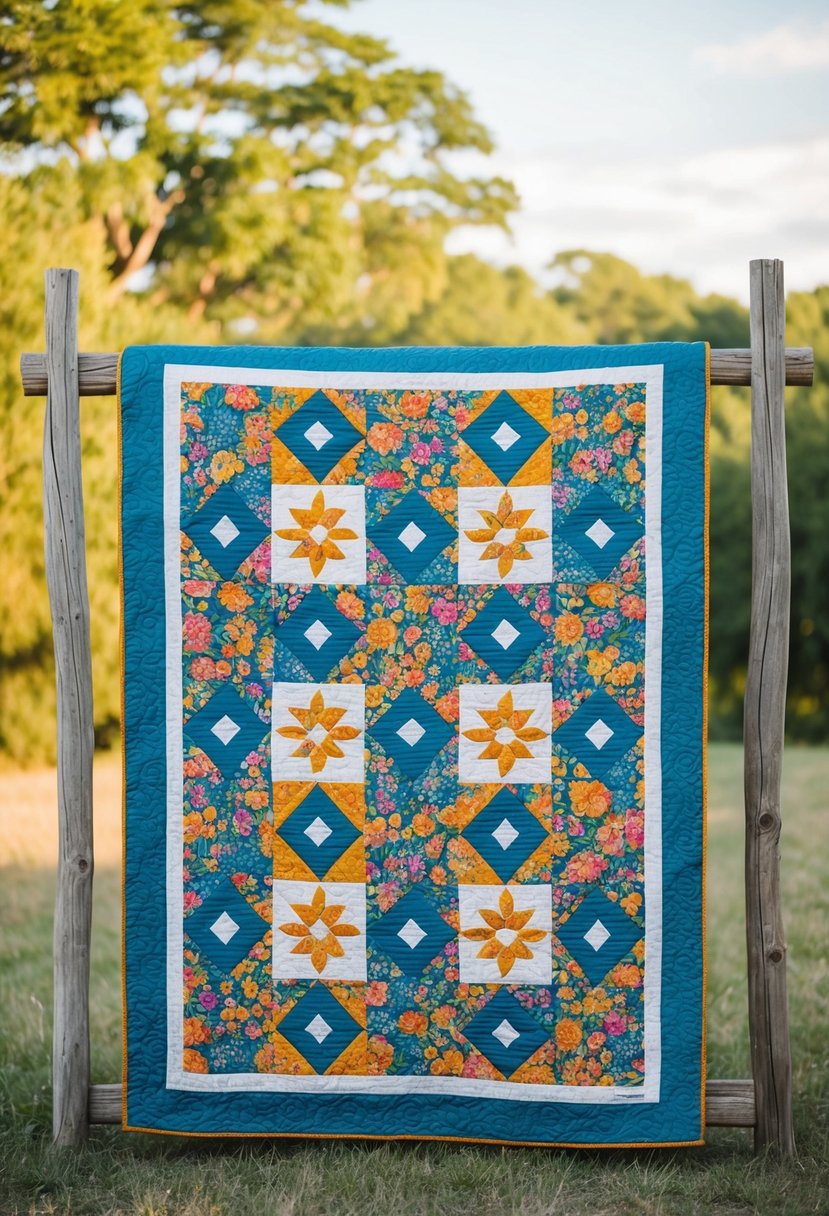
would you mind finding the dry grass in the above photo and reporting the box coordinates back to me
[0,744,827,1216]
[0,750,123,867]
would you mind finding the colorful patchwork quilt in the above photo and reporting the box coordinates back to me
[120,344,708,1145]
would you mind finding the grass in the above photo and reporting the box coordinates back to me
[0,743,827,1216]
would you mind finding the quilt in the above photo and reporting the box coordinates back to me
[120,343,708,1145]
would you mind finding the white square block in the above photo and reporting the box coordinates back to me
[273,880,366,981]
[272,681,365,783]
[458,883,552,985]
[458,486,552,585]
[458,682,552,785]
[272,484,366,585]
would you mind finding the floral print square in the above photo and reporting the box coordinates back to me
[355,389,463,489]
[551,382,647,517]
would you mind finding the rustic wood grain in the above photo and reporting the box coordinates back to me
[744,259,795,1156]
[43,270,95,1146]
[87,1080,756,1129]
[19,347,815,396]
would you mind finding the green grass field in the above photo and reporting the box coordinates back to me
[1,743,827,1216]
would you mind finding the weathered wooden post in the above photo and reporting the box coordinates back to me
[744,258,795,1156]
[43,268,94,1145]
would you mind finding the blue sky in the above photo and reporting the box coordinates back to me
[335,0,829,300]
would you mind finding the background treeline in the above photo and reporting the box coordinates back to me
[0,1,826,763]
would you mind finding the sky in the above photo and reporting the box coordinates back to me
[334,0,829,301]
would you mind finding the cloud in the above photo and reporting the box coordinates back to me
[693,19,829,75]
[445,135,829,302]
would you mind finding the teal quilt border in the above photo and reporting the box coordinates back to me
[120,343,706,1144]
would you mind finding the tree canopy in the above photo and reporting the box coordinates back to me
[0,2,826,762]
[0,0,516,337]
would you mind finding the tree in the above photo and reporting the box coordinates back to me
[0,5,826,759]
[340,254,588,348]
[0,0,520,763]
[0,0,517,340]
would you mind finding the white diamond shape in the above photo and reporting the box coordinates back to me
[585,517,615,549]
[305,1014,333,1044]
[491,1018,520,1049]
[303,619,332,651]
[491,618,520,651]
[210,514,240,548]
[304,420,334,451]
[491,421,521,452]
[303,816,333,847]
[491,817,520,851]
[583,918,611,952]
[210,714,241,745]
[397,717,426,747]
[397,918,428,950]
[209,910,240,944]
[398,520,427,552]
[585,718,614,750]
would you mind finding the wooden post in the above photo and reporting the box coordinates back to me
[744,259,795,1156]
[43,269,94,1146]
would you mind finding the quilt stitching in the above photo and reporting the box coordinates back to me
[120,346,707,1143]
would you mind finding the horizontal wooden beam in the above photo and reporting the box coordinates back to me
[19,348,815,397]
[87,1078,756,1129]
[703,1078,757,1127]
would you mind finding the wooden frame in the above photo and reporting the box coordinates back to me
[21,260,810,1153]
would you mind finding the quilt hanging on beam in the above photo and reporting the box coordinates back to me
[120,343,708,1145]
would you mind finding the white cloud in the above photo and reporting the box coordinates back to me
[694,19,829,75]
[445,135,829,302]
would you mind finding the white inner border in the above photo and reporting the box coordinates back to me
[162,362,663,1103]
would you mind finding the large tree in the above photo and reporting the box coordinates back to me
[0,0,517,339]
[0,0,522,763]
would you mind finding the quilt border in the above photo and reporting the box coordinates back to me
[119,342,708,1146]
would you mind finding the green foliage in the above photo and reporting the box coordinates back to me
[0,9,825,761]
[0,0,516,335]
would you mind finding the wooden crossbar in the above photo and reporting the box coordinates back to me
[19,347,816,395]
[84,1078,758,1127]
[24,262,805,1152]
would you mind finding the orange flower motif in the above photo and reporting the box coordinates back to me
[587,582,616,608]
[278,885,360,974]
[569,779,612,819]
[182,1048,209,1073]
[464,490,548,577]
[183,1016,211,1046]
[366,617,398,650]
[554,612,583,644]
[398,1010,429,1035]
[405,587,431,614]
[217,582,254,612]
[609,661,637,686]
[461,888,546,978]
[462,688,548,777]
[275,489,357,577]
[367,421,404,454]
[549,413,576,444]
[276,688,360,773]
[555,1018,583,1051]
